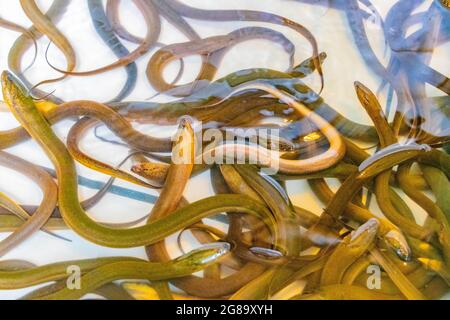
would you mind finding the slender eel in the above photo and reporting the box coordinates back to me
[35,243,230,300]
[370,247,427,300]
[316,145,433,260]
[0,244,227,293]
[0,256,143,290]
[345,0,408,118]
[307,178,404,244]
[354,82,433,241]
[8,0,69,103]
[25,99,173,153]
[66,117,161,187]
[0,152,149,230]
[397,163,450,265]
[1,262,133,300]
[106,0,200,44]
[230,165,306,299]
[0,16,37,71]
[320,219,379,285]
[0,151,58,256]
[106,0,144,44]
[146,26,295,96]
[144,126,269,298]
[152,0,214,98]
[163,0,324,92]
[145,118,195,299]
[233,165,301,255]
[19,0,76,87]
[0,191,66,241]
[420,165,450,222]
[88,0,138,102]
[47,0,160,77]
[155,165,267,298]
[152,0,200,40]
